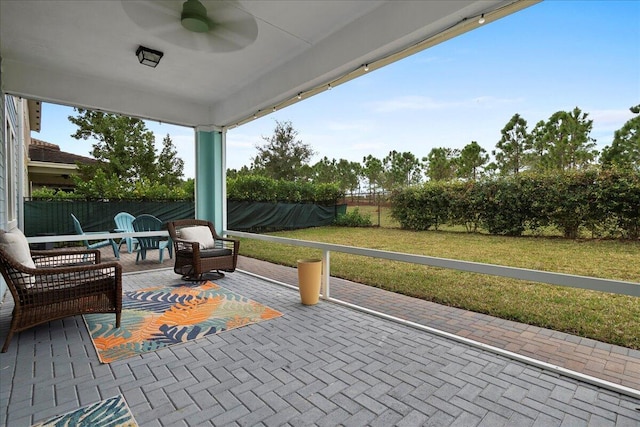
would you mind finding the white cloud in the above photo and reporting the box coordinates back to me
[413,55,454,65]
[369,96,445,113]
[226,133,256,149]
[369,95,523,113]
[325,119,377,132]
[589,108,634,130]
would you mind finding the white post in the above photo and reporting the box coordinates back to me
[321,250,330,299]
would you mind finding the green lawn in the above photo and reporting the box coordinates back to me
[237,224,640,349]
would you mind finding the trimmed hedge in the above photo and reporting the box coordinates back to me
[227,175,343,205]
[390,170,640,239]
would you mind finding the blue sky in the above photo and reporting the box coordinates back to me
[34,1,640,179]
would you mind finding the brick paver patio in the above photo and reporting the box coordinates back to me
[235,257,640,394]
[0,247,638,426]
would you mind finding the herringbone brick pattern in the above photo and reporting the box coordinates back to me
[1,266,639,426]
[235,257,640,393]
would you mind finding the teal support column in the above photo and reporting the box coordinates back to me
[195,128,226,235]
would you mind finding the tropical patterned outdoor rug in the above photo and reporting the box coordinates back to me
[32,394,137,426]
[84,281,283,363]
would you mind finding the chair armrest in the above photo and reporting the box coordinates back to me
[31,261,121,280]
[215,236,239,244]
[215,237,239,253]
[31,249,101,267]
[174,237,239,254]
[173,238,201,254]
[5,258,121,296]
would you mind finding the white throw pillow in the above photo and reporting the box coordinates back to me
[0,228,36,269]
[0,228,36,286]
[180,226,215,250]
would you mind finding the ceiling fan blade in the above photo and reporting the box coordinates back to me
[121,0,258,53]
[122,1,180,30]
[210,16,258,46]
[205,2,258,52]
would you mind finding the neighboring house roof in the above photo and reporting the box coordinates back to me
[28,138,97,191]
[29,138,96,165]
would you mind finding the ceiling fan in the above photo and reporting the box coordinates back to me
[121,0,259,53]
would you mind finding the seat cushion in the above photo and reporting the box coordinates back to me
[199,248,232,258]
[179,226,215,249]
[0,228,35,269]
[177,248,232,258]
[0,228,36,287]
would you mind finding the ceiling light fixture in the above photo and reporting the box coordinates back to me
[136,45,164,67]
[478,14,485,24]
[363,64,369,72]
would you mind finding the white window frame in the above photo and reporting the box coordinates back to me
[4,100,18,229]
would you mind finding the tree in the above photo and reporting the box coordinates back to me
[382,150,423,190]
[335,159,362,199]
[312,157,337,184]
[529,107,598,172]
[251,120,314,181]
[362,155,384,200]
[424,147,458,181]
[227,165,253,179]
[457,141,489,180]
[493,113,531,176]
[69,109,159,183]
[601,105,640,172]
[156,134,185,187]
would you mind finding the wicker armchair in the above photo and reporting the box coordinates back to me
[166,219,239,280]
[0,229,121,353]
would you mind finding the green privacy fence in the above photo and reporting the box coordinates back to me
[24,200,195,237]
[227,201,346,232]
[23,199,346,237]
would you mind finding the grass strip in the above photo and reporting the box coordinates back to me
[237,226,640,349]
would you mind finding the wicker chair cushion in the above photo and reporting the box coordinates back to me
[177,248,232,258]
[198,248,233,258]
[0,228,36,286]
[179,226,215,249]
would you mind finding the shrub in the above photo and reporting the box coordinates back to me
[227,175,343,204]
[478,178,530,236]
[447,181,482,232]
[390,185,448,231]
[390,187,432,230]
[334,208,372,227]
[30,187,82,199]
[313,183,344,205]
[388,170,640,239]
[33,171,192,201]
[594,169,640,239]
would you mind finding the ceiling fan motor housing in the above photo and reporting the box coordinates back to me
[181,0,210,32]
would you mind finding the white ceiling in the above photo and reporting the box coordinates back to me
[0,0,536,129]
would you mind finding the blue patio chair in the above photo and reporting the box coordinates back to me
[113,212,138,253]
[71,213,120,259]
[131,214,173,264]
